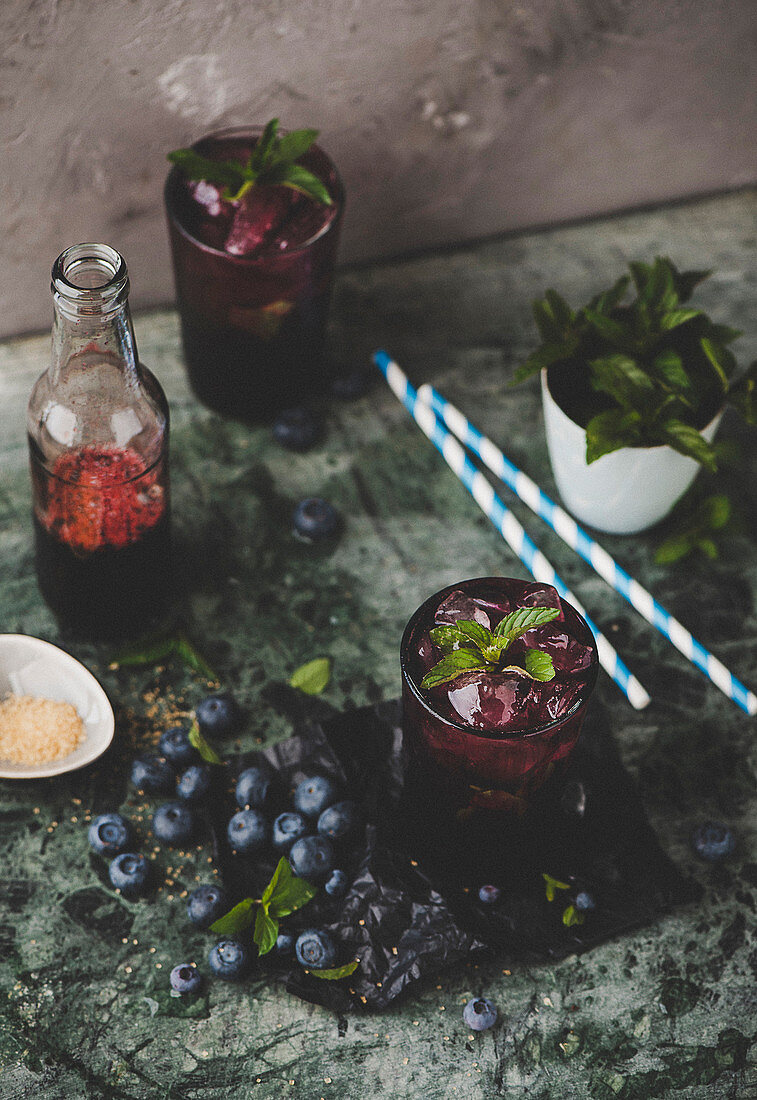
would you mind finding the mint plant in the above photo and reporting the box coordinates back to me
[421,606,561,689]
[168,118,332,206]
[513,256,757,469]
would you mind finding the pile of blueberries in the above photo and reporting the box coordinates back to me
[87,691,359,993]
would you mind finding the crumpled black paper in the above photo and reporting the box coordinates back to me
[208,699,700,1012]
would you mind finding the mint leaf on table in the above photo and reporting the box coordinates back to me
[254,907,279,957]
[309,960,360,981]
[110,632,218,681]
[210,898,256,936]
[188,720,224,765]
[542,872,570,902]
[654,493,732,565]
[262,857,317,919]
[168,117,332,207]
[562,904,585,927]
[289,657,331,695]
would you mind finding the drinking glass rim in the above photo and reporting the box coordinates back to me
[164,124,345,261]
[400,576,599,743]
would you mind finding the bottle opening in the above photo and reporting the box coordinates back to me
[52,244,129,315]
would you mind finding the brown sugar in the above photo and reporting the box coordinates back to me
[0,694,85,765]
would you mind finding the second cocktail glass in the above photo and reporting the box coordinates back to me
[401,577,599,816]
[164,126,345,423]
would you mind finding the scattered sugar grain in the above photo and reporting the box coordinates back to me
[0,694,85,765]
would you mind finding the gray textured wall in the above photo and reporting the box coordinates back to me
[1,0,756,338]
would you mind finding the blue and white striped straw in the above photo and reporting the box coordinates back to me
[373,350,651,710]
[416,379,757,716]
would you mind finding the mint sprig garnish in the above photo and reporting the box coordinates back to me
[168,117,332,206]
[209,857,317,956]
[421,606,560,690]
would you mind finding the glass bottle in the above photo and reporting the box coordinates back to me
[27,243,171,640]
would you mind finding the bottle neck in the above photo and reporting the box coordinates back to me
[49,244,140,386]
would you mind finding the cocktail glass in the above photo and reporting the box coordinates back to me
[164,126,345,423]
[400,577,599,816]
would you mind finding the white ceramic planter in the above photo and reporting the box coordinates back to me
[540,370,722,535]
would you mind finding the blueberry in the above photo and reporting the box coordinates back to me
[275,932,295,956]
[324,869,348,898]
[235,766,273,810]
[109,852,151,899]
[691,821,735,862]
[272,406,321,452]
[477,884,501,906]
[227,809,269,854]
[177,764,212,803]
[130,754,175,795]
[208,939,250,981]
[295,928,337,970]
[463,997,498,1032]
[88,812,132,857]
[272,811,310,853]
[288,835,335,881]
[187,884,228,928]
[292,498,340,542]
[574,890,595,912]
[195,692,241,738]
[317,800,358,841]
[152,802,196,846]
[158,726,197,769]
[331,367,372,400]
[170,963,203,995]
[293,775,338,819]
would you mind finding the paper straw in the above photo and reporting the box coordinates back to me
[373,350,651,710]
[417,380,757,717]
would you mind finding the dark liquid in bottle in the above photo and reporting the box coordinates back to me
[30,443,171,641]
[33,511,171,641]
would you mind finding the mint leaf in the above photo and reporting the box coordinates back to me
[210,897,256,936]
[660,418,717,471]
[290,657,331,695]
[700,337,733,390]
[275,163,333,205]
[562,904,585,927]
[589,354,656,408]
[309,960,360,981]
[262,857,317,919]
[659,308,701,331]
[174,634,218,680]
[420,650,487,690]
[188,720,224,765]
[652,349,690,394]
[253,906,279,956]
[542,872,570,902]
[111,634,176,667]
[585,408,643,463]
[250,117,279,172]
[523,648,556,681]
[654,532,698,564]
[654,494,732,565]
[274,128,320,166]
[428,624,481,655]
[493,606,560,644]
[167,149,247,190]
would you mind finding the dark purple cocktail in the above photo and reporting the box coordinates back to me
[164,125,344,422]
[401,577,598,815]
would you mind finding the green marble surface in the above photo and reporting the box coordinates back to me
[0,191,756,1098]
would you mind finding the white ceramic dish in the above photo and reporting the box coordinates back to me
[0,634,115,779]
